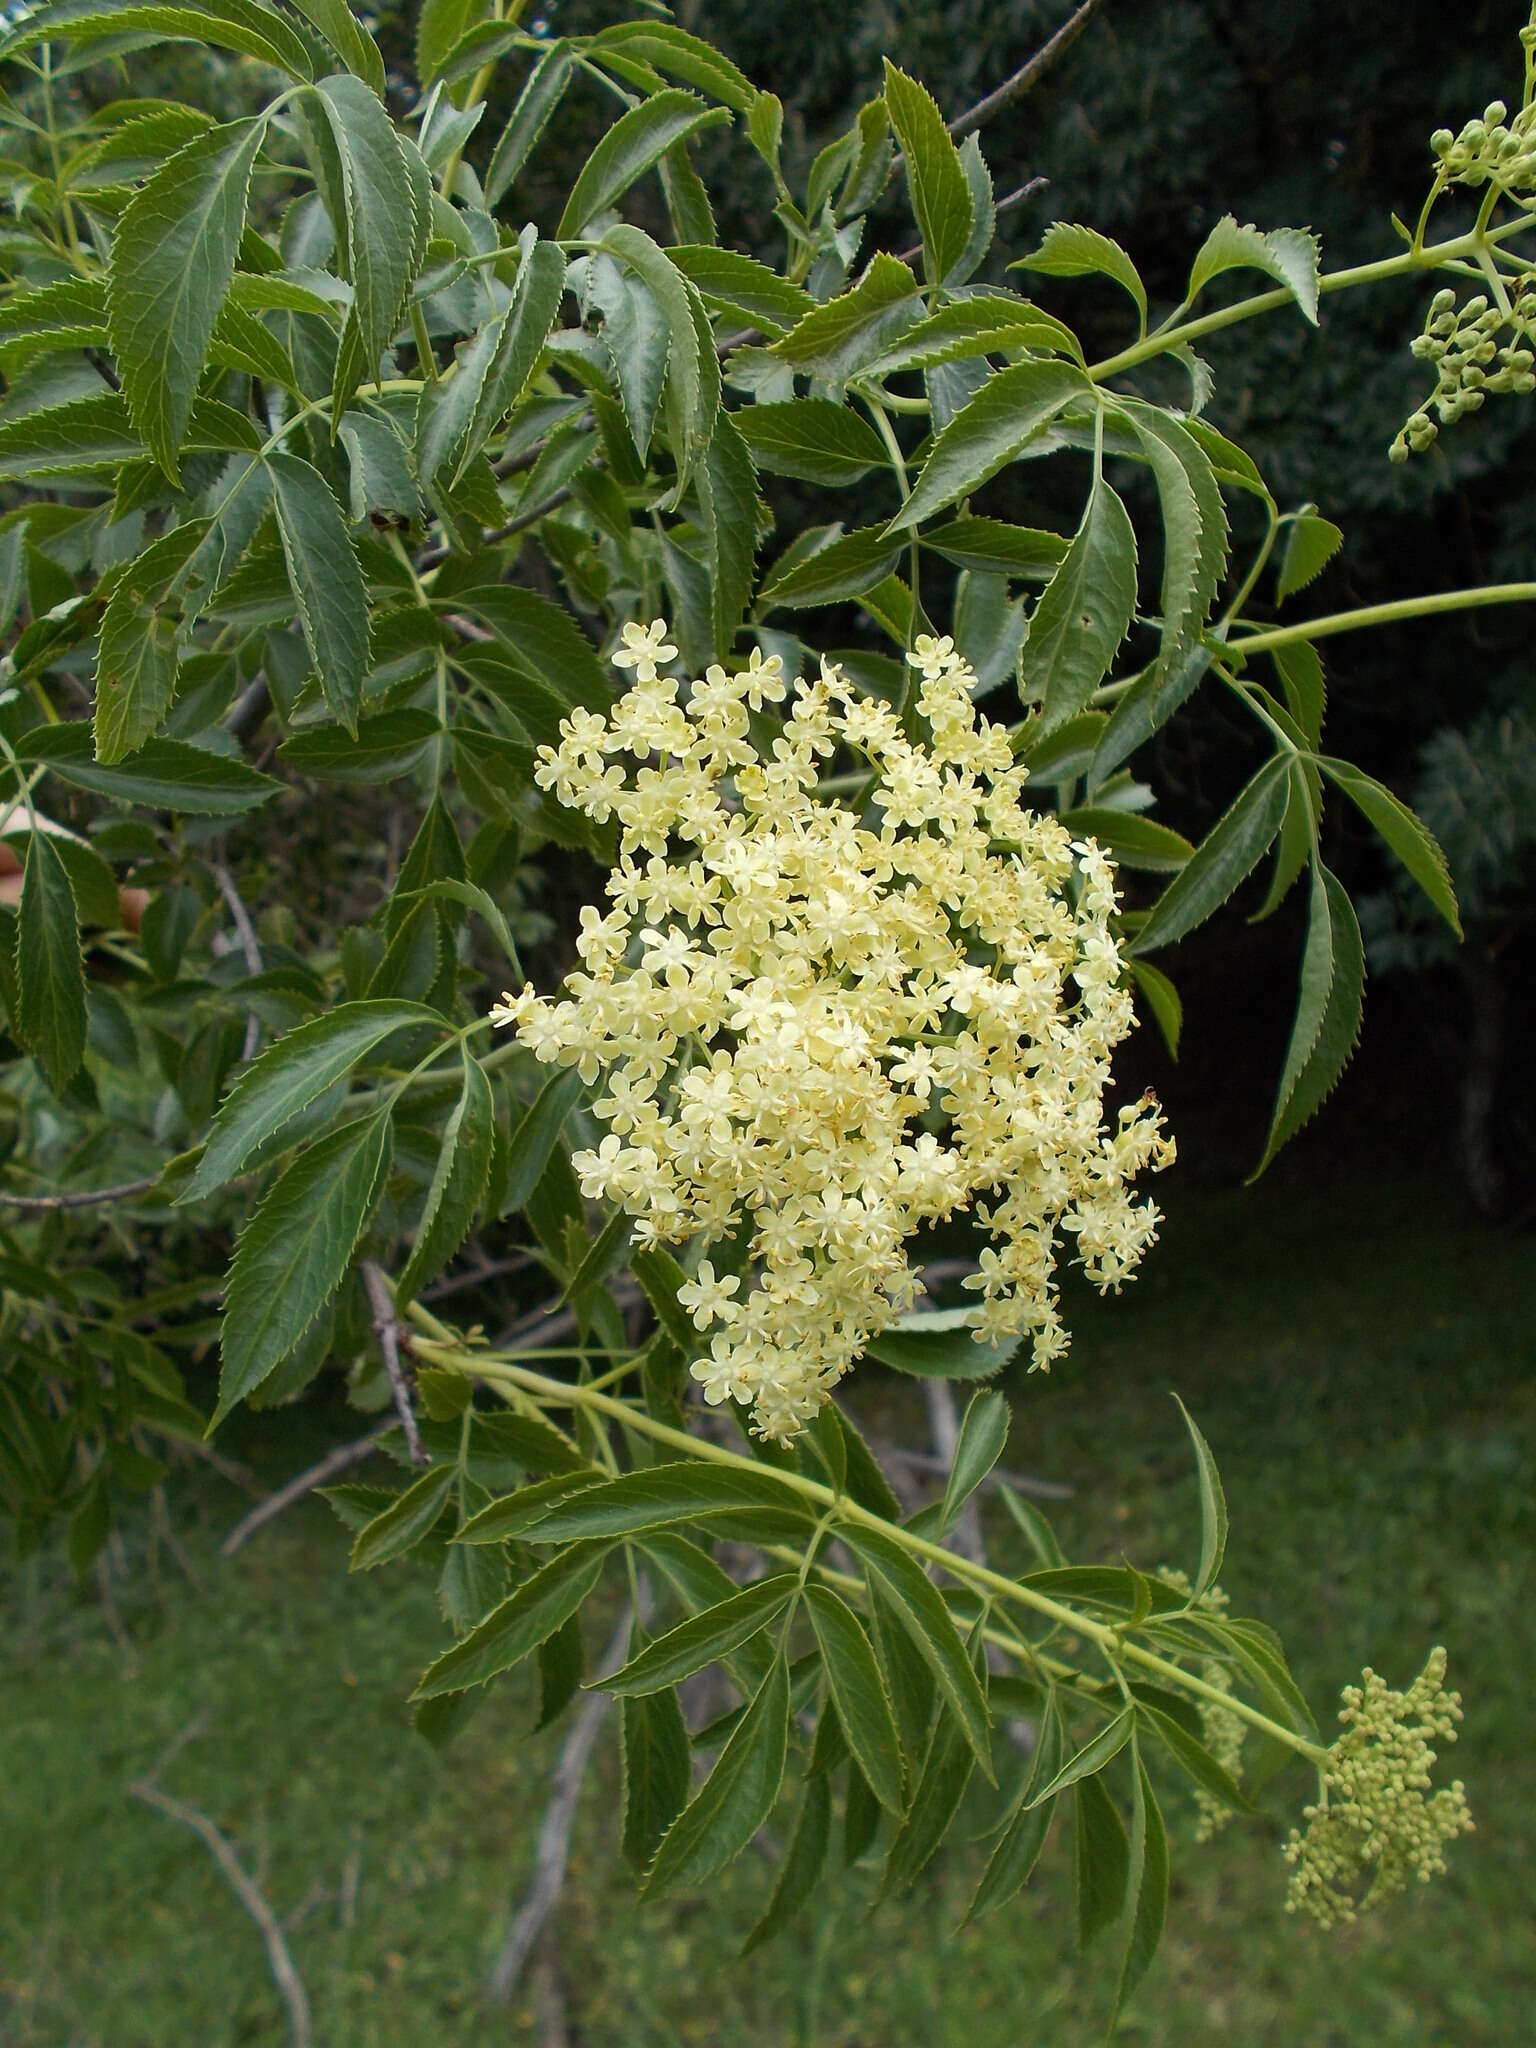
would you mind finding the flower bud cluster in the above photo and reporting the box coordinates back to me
[1429,92,1536,190]
[1283,1648,1473,1928]
[1391,279,1536,461]
[1156,1569,1247,1839]
[493,621,1173,1442]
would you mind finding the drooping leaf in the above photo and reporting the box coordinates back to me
[669,246,813,335]
[1022,479,1138,733]
[1317,756,1460,935]
[1276,514,1344,601]
[641,1651,790,1899]
[882,60,974,286]
[841,1527,992,1780]
[598,225,720,485]
[307,74,418,386]
[697,408,758,656]
[878,1670,981,1896]
[413,1540,610,1697]
[759,524,903,608]
[925,517,1069,578]
[966,1691,1065,1921]
[1024,1707,1135,1810]
[15,831,87,1092]
[1252,863,1364,1175]
[1075,1772,1130,1952]
[888,359,1085,531]
[0,0,317,74]
[214,1111,392,1423]
[1137,1701,1252,1816]
[1187,216,1322,324]
[1271,641,1327,750]
[741,1771,832,1953]
[396,1047,494,1303]
[938,1388,1009,1537]
[349,1463,455,1571]
[19,721,279,814]
[452,232,568,483]
[518,1462,804,1543]
[501,1064,585,1216]
[866,1307,1018,1381]
[1131,756,1290,954]
[621,1671,692,1872]
[1015,223,1147,335]
[1128,958,1183,1059]
[267,452,370,734]
[1057,808,1194,875]
[1108,1749,1170,2027]
[804,1583,905,1815]
[485,41,575,207]
[769,252,922,385]
[588,21,755,111]
[107,115,266,482]
[185,1001,439,1201]
[279,711,441,784]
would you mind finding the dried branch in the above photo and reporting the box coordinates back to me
[131,1750,311,2048]
[486,1605,636,2005]
[0,1175,161,1211]
[947,0,1107,142]
[212,861,264,1061]
[219,1424,396,1558]
[362,1261,427,1466]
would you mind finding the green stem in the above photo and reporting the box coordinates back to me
[1089,215,1535,383]
[1231,581,1536,658]
[412,1329,1327,1763]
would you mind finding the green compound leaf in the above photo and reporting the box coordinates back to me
[92,521,209,763]
[1131,755,1290,955]
[1252,862,1365,1177]
[501,1064,585,1217]
[107,115,266,483]
[413,1540,611,1698]
[1272,641,1326,750]
[882,60,974,287]
[396,1046,494,1304]
[641,1650,790,1899]
[1057,808,1194,875]
[1022,478,1138,734]
[841,1526,992,1782]
[349,1463,455,1572]
[601,1574,798,1697]
[1172,1393,1228,1599]
[1276,513,1344,601]
[620,1668,692,1873]
[698,408,758,657]
[19,721,280,814]
[1187,215,1321,324]
[1316,755,1460,936]
[185,1000,441,1201]
[866,1306,1018,1380]
[1015,222,1147,336]
[15,831,87,1092]
[598,226,720,488]
[290,0,384,96]
[925,517,1068,579]
[669,245,814,336]
[888,358,1085,531]
[804,1583,905,1815]
[1137,1702,1252,1817]
[558,90,730,238]
[214,1110,392,1424]
[879,1623,988,1898]
[0,0,317,75]
[588,21,756,112]
[267,452,371,735]
[741,1770,832,1954]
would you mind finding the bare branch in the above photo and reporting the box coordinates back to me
[487,1605,636,2004]
[219,1425,396,1558]
[362,1261,427,1466]
[131,1756,311,2048]
[0,1175,160,1211]
[947,0,1107,142]
[212,862,264,1061]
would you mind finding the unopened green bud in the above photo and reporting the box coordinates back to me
[1484,102,1507,127]
[1431,127,1455,155]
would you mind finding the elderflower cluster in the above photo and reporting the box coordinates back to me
[1156,1570,1247,1840]
[493,621,1173,1442]
[1283,1648,1473,1928]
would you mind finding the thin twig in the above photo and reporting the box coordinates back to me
[219,1424,396,1558]
[421,1251,539,1303]
[362,1261,427,1466]
[946,0,1107,141]
[486,1605,636,2005]
[0,1175,160,1211]
[879,1444,1073,1501]
[213,862,264,1061]
[131,1758,311,2048]
[417,486,576,572]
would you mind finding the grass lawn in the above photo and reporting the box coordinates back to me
[3,1167,1532,2047]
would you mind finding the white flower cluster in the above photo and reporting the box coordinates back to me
[494,621,1173,1442]
[1283,1648,1473,1928]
